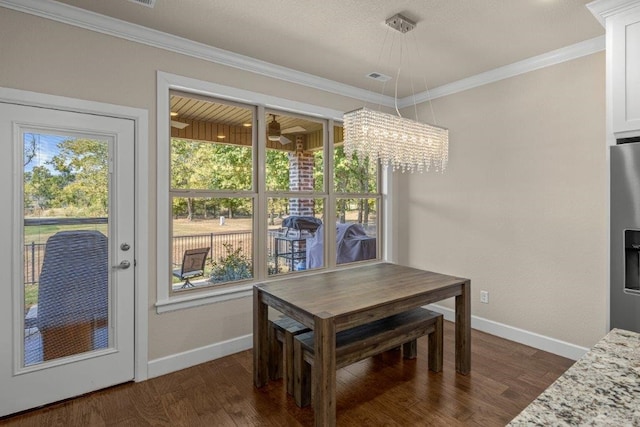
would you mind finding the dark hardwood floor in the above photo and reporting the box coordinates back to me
[1,321,574,426]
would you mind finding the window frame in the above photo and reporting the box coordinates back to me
[156,72,387,313]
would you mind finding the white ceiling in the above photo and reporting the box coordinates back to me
[51,0,603,98]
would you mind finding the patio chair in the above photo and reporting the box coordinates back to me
[173,247,210,288]
[37,230,108,361]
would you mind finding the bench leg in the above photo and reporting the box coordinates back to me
[269,327,283,380]
[402,339,418,359]
[428,316,443,372]
[294,338,312,407]
[284,330,296,395]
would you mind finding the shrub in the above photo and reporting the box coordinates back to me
[209,243,252,284]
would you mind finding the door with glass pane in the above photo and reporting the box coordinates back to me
[0,102,135,417]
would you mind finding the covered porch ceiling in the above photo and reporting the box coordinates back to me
[170,92,339,152]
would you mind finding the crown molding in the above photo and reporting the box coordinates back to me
[398,35,605,107]
[1,0,606,111]
[587,0,640,26]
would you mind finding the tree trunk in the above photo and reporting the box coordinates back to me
[187,197,193,221]
[364,200,370,225]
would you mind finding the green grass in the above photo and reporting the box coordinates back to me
[24,284,38,309]
[24,224,108,245]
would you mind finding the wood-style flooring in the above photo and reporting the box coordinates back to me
[0,321,574,426]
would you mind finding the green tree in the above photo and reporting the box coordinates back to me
[171,139,253,220]
[266,149,290,221]
[23,166,64,211]
[49,138,108,215]
[333,146,376,223]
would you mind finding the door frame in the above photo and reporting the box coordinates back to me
[0,86,149,382]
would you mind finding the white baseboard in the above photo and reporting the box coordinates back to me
[425,304,589,361]
[147,334,253,379]
[147,306,589,379]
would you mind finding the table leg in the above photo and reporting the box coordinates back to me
[253,286,269,387]
[455,280,471,374]
[313,312,336,427]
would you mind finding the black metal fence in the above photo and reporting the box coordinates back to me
[24,231,261,285]
[172,231,253,267]
[24,241,45,286]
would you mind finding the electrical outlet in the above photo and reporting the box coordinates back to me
[480,290,489,304]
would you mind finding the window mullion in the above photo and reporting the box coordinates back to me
[326,120,336,270]
[255,105,266,281]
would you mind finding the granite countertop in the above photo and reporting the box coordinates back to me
[508,328,640,426]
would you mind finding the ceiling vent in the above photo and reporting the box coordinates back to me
[128,0,156,8]
[366,72,392,82]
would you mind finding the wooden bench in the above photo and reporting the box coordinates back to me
[269,316,310,395]
[293,307,443,407]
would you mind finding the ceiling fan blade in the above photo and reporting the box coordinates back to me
[279,135,292,145]
[171,120,189,129]
[281,126,306,134]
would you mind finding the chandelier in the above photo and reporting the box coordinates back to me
[343,14,449,173]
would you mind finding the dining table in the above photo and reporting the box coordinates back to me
[253,262,471,427]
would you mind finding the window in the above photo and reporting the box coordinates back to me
[158,77,382,308]
[169,93,255,293]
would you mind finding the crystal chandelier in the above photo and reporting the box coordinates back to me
[343,14,449,173]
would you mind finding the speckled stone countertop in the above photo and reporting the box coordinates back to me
[508,328,640,426]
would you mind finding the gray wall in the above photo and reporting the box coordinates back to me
[398,52,607,348]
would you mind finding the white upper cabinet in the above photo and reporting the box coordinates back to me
[589,0,640,136]
[610,5,640,135]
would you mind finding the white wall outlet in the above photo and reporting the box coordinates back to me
[480,290,489,304]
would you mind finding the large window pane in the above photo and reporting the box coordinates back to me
[266,112,324,192]
[267,198,324,275]
[171,196,253,290]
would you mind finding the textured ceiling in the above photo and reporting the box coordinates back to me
[54,0,603,98]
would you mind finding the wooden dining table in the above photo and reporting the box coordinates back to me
[253,262,471,427]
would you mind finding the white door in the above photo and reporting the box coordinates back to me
[0,102,135,417]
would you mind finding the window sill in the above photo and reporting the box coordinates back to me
[155,283,253,313]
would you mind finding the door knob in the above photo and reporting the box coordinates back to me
[113,260,131,270]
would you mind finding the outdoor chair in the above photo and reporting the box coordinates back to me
[37,230,109,361]
[173,247,210,288]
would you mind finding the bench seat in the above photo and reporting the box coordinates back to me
[293,307,443,407]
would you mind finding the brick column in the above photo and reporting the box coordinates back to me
[287,137,315,270]
[289,136,314,216]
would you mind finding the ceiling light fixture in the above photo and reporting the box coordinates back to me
[267,114,281,142]
[343,13,449,173]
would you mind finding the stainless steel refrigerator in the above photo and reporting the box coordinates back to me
[610,141,640,332]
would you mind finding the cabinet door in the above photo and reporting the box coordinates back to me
[611,5,640,134]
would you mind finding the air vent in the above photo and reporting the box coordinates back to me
[128,0,156,8]
[366,72,392,82]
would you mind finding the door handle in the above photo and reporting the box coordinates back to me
[113,260,131,270]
